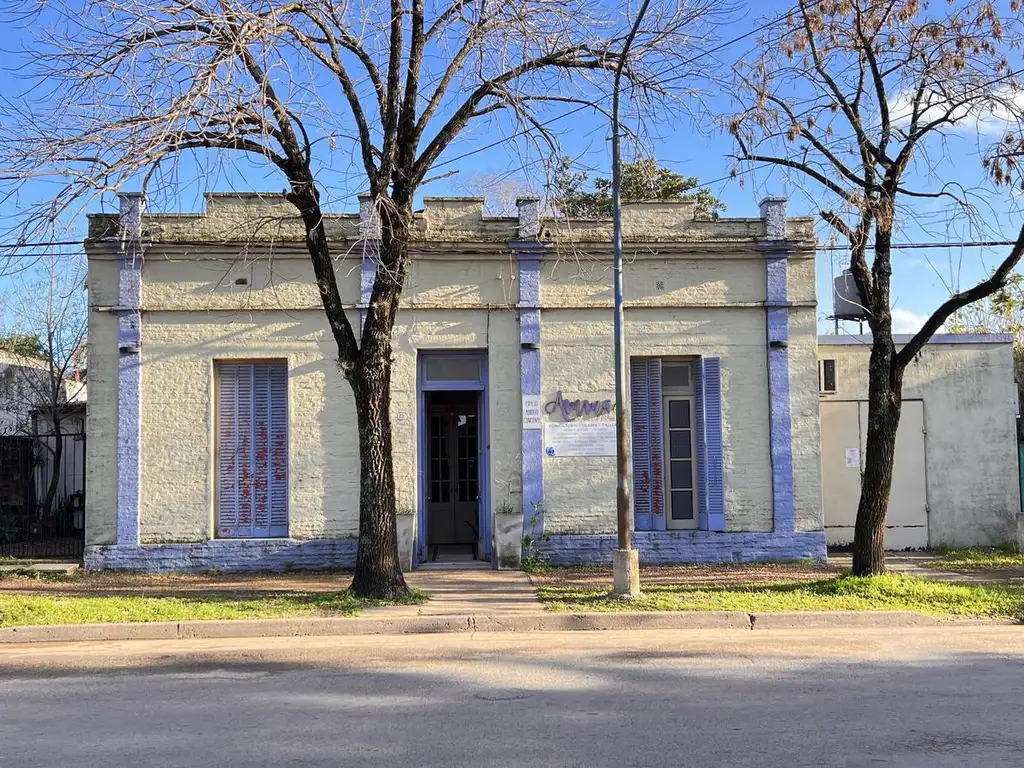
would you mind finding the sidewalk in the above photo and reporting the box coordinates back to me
[370,569,543,616]
[828,552,1024,583]
[2,563,1011,645]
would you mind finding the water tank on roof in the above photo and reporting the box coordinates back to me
[833,269,868,320]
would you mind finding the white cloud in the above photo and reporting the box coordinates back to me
[891,307,930,334]
[888,88,1024,136]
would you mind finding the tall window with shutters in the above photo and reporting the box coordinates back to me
[216,361,289,538]
[630,357,724,533]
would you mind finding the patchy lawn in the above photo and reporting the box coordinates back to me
[533,568,1024,620]
[930,546,1024,572]
[0,570,427,627]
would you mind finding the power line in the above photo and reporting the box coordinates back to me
[433,0,830,172]
[0,240,85,249]
[652,0,828,87]
[819,240,1021,251]
[1,236,1019,255]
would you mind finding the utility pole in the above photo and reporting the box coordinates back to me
[610,0,651,598]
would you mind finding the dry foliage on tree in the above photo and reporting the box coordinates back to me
[730,0,1024,575]
[0,0,722,596]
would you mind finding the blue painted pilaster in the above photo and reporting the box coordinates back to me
[760,197,795,534]
[357,194,381,331]
[514,197,546,542]
[116,193,145,545]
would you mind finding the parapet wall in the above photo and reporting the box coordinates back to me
[86,193,817,248]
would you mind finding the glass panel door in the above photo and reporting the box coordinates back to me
[664,396,697,529]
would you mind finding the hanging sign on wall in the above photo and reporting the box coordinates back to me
[522,395,543,429]
[544,391,615,422]
[544,421,617,457]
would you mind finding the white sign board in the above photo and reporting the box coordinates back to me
[522,395,543,429]
[845,447,860,468]
[544,421,616,457]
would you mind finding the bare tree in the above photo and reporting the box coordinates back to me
[1,0,720,596]
[729,0,1024,575]
[0,255,87,530]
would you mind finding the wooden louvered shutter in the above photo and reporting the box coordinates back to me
[268,363,289,536]
[217,364,240,537]
[630,359,665,531]
[646,359,665,531]
[702,358,725,532]
[252,364,272,537]
[236,364,254,536]
[217,362,289,538]
[695,358,725,532]
[630,360,653,531]
[694,358,707,530]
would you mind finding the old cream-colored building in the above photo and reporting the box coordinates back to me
[819,335,1022,550]
[83,193,826,570]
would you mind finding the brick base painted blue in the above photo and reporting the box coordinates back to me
[540,530,826,565]
[84,539,358,572]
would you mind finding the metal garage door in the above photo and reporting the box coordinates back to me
[820,399,928,549]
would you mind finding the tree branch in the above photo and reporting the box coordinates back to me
[896,222,1024,368]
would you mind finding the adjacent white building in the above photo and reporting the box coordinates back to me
[818,334,1021,549]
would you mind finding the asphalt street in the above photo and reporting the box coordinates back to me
[1,626,1022,767]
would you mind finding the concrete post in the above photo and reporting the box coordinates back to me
[612,549,640,597]
[516,197,541,241]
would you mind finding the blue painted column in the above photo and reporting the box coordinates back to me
[514,197,546,541]
[116,193,145,545]
[357,194,380,331]
[761,197,795,534]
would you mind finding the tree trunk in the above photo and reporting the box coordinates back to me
[851,322,904,576]
[349,358,408,598]
[348,198,413,599]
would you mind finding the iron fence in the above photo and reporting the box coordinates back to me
[0,432,85,559]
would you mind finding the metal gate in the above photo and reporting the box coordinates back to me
[0,433,85,559]
[820,400,928,549]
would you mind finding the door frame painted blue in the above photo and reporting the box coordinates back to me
[416,351,491,566]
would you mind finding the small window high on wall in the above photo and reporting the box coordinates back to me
[216,361,289,538]
[630,357,724,533]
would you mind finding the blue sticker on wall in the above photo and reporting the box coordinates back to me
[545,446,555,456]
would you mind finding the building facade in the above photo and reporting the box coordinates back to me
[83,193,825,571]
[819,334,1022,550]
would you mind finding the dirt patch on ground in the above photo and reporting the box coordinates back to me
[0,570,354,598]
[938,566,1024,583]
[529,562,846,590]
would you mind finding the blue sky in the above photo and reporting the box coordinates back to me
[1,0,1022,335]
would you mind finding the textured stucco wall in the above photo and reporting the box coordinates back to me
[819,340,1020,547]
[537,250,820,537]
[139,311,361,543]
[84,194,821,565]
[85,258,120,546]
[789,309,824,533]
[389,305,522,524]
[92,252,521,547]
[540,307,777,534]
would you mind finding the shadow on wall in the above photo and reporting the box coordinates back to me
[3,650,1024,765]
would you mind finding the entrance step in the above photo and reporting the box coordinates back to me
[0,562,80,576]
[416,560,493,571]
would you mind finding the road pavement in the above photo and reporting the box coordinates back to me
[1,626,1022,767]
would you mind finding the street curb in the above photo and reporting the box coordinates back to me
[0,610,1011,644]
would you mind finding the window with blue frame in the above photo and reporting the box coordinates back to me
[630,357,724,533]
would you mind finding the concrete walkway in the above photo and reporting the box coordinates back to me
[828,552,1024,583]
[366,570,543,617]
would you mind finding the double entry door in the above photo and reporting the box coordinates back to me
[426,391,481,550]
